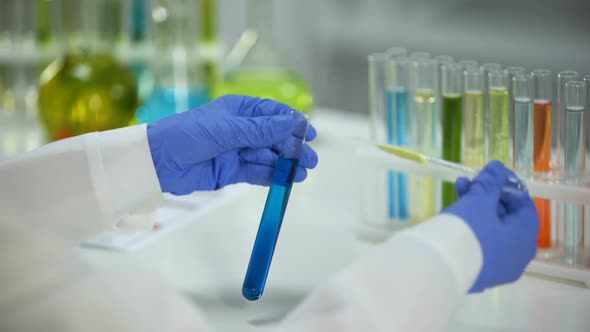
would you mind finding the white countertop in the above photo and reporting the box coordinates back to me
[75,108,590,331]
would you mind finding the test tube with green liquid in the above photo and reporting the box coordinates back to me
[409,59,437,222]
[463,68,485,168]
[441,63,462,208]
[488,70,511,165]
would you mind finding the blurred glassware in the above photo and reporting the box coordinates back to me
[135,0,209,123]
[215,0,313,115]
[38,0,138,140]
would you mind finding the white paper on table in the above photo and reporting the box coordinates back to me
[82,184,251,251]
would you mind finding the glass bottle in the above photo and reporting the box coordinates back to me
[135,0,209,123]
[215,0,313,114]
[38,0,138,141]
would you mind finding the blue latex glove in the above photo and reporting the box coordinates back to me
[147,95,318,195]
[444,160,539,293]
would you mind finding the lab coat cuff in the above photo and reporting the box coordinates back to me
[404,214,482,293]
[98,124,163,227]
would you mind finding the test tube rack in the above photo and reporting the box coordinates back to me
[360,146,590,288]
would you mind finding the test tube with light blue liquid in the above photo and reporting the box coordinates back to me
[385,47,407,220]
[563,81,587,264]
[242,111,309,301]
[386,55,411,220]
[512,73,534,178]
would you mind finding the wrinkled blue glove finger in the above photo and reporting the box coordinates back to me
[240,146,318,169]
[468,160,510,199]
[238,163,275,186]
[218,115,297,151]
[305,124,317,142]
[455,177,471,198]
[240,148,279,168]
[235,96,295,117]
[293,166,308,182]
[299,144,319,168]
[501,187,533,214]
[238,163,309,186]
[232,97,318,141]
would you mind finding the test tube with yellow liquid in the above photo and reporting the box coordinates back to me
[463,68,485,168]
[488,70,511,165]
[409,59,437,222]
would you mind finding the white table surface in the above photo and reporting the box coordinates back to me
[78,108,590,331]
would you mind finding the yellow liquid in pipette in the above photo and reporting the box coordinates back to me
[410,89,436,223]
[463,90,485,168]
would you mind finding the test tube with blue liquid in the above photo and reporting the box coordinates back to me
[242,110,309,301]
[386,50,409,220]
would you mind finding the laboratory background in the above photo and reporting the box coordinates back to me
[1,0,590,331]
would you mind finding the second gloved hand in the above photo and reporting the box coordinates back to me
[444,161,539,293]
[147,95,318,195]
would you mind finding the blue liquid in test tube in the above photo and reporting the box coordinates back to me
[395,88,409,220]
[386,90,397,219]
[242,112,309,301]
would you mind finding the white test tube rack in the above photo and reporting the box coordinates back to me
[360,146,590,288]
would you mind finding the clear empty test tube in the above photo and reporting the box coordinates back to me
[488,69,511,165]
[513,73,534,178]
[409,59,437,222]
[556,71,579,250]
[532,69,553,250]
[441,63,463,208]
[506,66,526,165]
[368,52,395,224]
[243,111,309,301]
[585,75,590,256]
[386,55,411,221]
[563,81,587,265]
[464,67,485,168]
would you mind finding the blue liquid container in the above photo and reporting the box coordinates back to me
[135,88,209,123]
[386,87,409,220]
[242,111,309,301]
[242,157,297,301]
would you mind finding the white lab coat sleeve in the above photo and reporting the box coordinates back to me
[0,124,162,244]
[276,214,482,332]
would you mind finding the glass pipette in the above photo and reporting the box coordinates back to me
[377,144,527,194]
[242,111,309,301]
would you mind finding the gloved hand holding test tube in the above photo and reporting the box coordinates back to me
[377,144,527,194]
[243,110,310,301]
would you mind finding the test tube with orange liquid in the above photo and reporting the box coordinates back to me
[532,70,553,249]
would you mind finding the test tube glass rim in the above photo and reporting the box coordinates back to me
[458,59,479,70]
